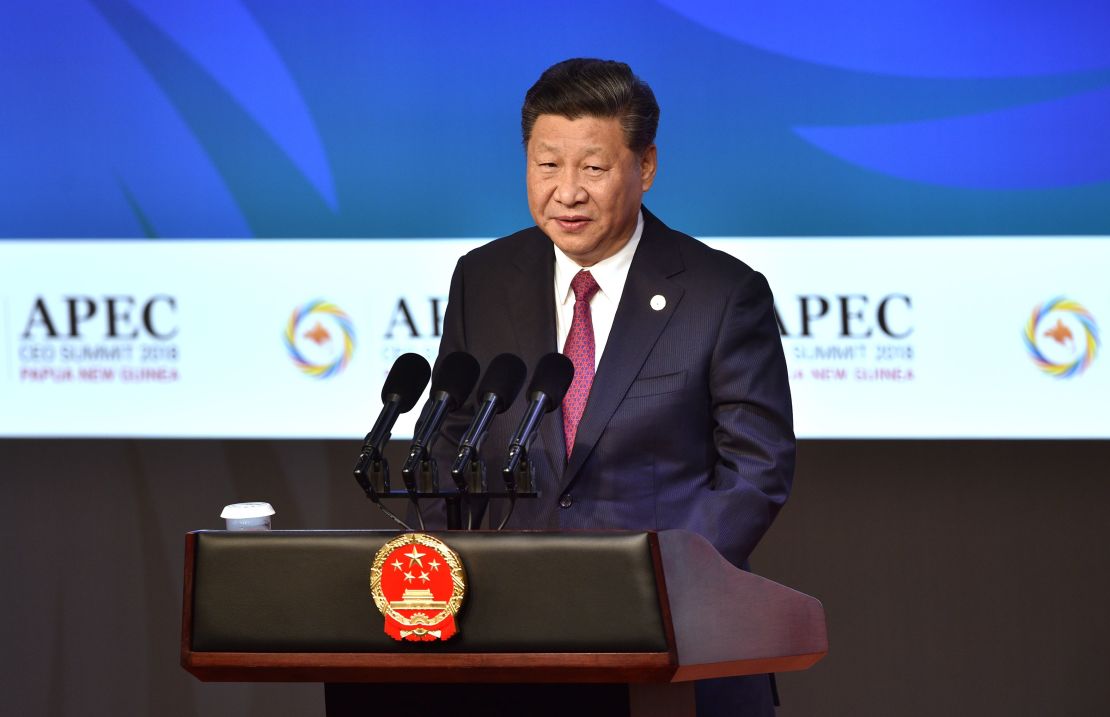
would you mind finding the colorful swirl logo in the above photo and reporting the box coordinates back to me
[283,300,356,378]
[1023,297,1099,378]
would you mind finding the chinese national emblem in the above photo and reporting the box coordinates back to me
[370,533,467,642]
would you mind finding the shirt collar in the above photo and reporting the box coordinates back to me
[554,210,644,305]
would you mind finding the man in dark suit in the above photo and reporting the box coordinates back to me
[433,58,795,716]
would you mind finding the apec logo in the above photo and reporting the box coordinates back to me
[775,294,912,339]
[384,297,446,340]
[379,296,446,366]
[776,293,916,383]
[282,297,447,380]
[283,300,356,379]
[16,295,180,384]
[21,295,178,341]
[1023,297,1099,378]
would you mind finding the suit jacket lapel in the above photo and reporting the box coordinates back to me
[506,230,566,477]
[561,209,686,488]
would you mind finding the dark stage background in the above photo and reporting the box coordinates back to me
[2,438,1107,716]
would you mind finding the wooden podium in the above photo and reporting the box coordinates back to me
[181,530,827,716]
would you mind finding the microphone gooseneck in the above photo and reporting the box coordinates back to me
[501,353,575,488]
[400,351,481,499]
[352,353,431,530]
[450,353,528,487]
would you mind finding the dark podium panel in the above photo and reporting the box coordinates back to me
[181,530,827,716]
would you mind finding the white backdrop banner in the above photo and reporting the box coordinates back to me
[1,238,1105,438]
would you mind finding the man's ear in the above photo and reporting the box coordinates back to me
[640,144,658,191]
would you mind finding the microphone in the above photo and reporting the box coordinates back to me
[352,353,431,496]
[400,351,481,492]
[501,353,575,490]
[450,353,528,487]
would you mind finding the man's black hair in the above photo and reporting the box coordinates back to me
[521,58,659,154]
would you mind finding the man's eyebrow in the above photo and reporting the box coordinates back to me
[532,142,608,155]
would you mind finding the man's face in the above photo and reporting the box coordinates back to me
[526,114,657,267]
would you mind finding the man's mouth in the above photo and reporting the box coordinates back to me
[554,216,591,232]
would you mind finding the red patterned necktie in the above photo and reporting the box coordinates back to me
[562,270,601,457]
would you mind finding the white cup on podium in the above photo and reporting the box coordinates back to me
[220,502,275,531]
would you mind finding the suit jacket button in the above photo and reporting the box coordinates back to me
[559,494,573,509]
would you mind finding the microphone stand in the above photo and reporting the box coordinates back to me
[352,447,412,531]
[450,457,488,530]
[355,449,538,532]
[498,438,539,530]
[401,454,440,531]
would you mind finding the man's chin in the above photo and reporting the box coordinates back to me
[543,223,587,246]
[555,243,609,267]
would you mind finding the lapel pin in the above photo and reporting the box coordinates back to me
[650,294,666,311]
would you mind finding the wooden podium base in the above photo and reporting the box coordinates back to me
[324,682,695,717]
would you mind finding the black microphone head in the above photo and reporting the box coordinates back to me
[478,353,528,413]
[382,353,431,412]
[431,351,481,408]
[529,353,575,410]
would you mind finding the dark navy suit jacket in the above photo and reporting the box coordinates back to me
[433,208,795,575]
[431,208,793,715]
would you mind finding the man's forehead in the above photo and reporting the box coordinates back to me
[528,115,627,154]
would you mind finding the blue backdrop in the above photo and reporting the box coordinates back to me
[3,0,1110,240]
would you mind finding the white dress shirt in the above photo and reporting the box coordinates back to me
[553,210,644,369]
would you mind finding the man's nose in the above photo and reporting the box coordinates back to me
[554,169,587,206]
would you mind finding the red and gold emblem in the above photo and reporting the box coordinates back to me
[370,533,467,642]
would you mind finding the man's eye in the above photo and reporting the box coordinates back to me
[585,165,605,174]
[538,162,557,168]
